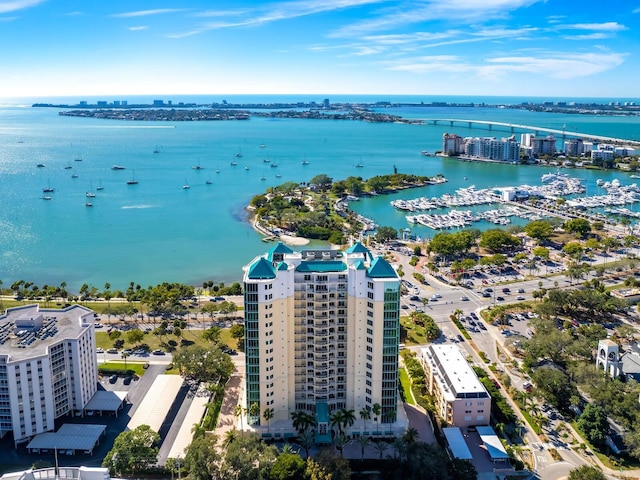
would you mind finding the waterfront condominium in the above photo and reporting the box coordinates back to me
[0,305,98,446]
[242,242,402,442]
[420,344,491,428]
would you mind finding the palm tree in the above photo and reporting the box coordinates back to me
[358,436,371,461]
[291,410,314,435]
[298,429,314,459]
[359,407,371,434]
[334,432,347,457]
[392,437,407,461]
[234,404,246,434]
[222,428,237,449]
[372,403,381,435]
[330,409,346,436]
[191,422,206,439]
[342,408,356,434]
[263,408,274,436]
[373,439,387,459]
[249,401,260,426]
[403,427,419,445]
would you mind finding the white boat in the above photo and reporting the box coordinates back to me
[631,174,640,179]
[596,179,604,186]
[86,181,96,198]
[355,163,364,168]
[230,161,237,166]
[42,195,52,200]
[182,178,190,189]
[85,202,93,207]
[244,166,250,170]
[96,180,104,191]
[301,160,309,165]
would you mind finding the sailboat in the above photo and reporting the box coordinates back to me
[236,148,243,158]
[206,175,212,185]
[96,180,104,191]
[182,178,190,189]
[43,180,54,193]
[86,181,96,198]
[127,170,138,185]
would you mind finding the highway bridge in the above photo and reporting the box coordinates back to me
[425,118,640,146]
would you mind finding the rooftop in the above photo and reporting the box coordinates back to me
[0,305,94,362]
[295,260,347,273]
[423,345,490,400]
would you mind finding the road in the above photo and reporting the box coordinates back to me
[385,243,636,479]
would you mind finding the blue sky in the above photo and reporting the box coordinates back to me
[0,0,638,98]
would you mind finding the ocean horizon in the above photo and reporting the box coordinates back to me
[1,97,639,292]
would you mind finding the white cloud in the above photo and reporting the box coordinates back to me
[0,15,17,21]
[0,0,44,14]
[563,33,609,41]
[562,22,627,32]
[386,51,625,80]
[64,11,83,16]
[330,0,542,37]
[112,9,185,18]
[129,26,148,31]
[632,7,640,14]
[169,0,387,37]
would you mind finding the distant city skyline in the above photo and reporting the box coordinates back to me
[1,0,638,98]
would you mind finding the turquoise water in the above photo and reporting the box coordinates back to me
[1,96,639,291]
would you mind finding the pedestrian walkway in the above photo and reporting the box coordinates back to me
[215,369,243,438]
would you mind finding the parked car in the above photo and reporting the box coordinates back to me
[96,348,104,354]
[107,348,118,354]
[123,376,133,385]
[517,288,525,293]
[109,375,117,384]
[152,349,165,355]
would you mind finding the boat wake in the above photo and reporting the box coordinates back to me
[121,204,157,209]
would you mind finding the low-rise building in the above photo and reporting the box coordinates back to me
[420,345,491,428]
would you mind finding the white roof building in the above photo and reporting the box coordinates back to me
[420,345,491,428]
[0,305,98,445]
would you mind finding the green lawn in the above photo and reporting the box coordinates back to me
[399,367,415,405]
[400,315,428,345]
[96,326,240,352]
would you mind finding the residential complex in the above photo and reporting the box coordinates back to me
[442,133,519,162]
[420,345,491,428]
[0,305,98,445]
[242,242,402,441]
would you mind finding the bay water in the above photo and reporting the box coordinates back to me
[1,95,639,291]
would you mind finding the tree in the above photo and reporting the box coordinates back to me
[313,448,351,480]
[249,401,260,426]
[373,439,387,459]
[479,229,520,253]
[376,226,398,243]
[372,403,382,435]
[126,329,144,345]
[531,367,576,410]
[263,408,274,436]
[222,429,238,449]
[291,410,315,435]
[269,453,306,480]
[447,458,478,480]
[309,174,333,191]
[103,425,160,476]
[563,242,584,260]
[172,344,234,382]
[568,465,606,480]
[524,220,554,243]
[183,434,220,480]
[578,404,609,448]
[359,407,371,434]
[358,436,371,461]
[564,218,591,238]
[222,433,278,480]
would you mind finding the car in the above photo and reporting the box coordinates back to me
[123,376,133,385]
[460,296,469,301]
[152,349,165,355]
[415,308,424,313]
[502,288,511,294]
[478,323,486,330]
[93,323,103,328]
[484,288,493,293]
[133,349,146,355]
[470,312,478,319]
[96,348,104,354]
[496,296,504,301]
[410,295,420,301]
[516,296,525,301]
[122,349,132,355]
[517,288,525,293]
[107,348,118,354]
[469,320,476,326]
[109,375,117,384]
[401,304,409,309]
[523,381,533,392]
[430,295,438,301]
[457,334,464,342]
[435,293,442,298]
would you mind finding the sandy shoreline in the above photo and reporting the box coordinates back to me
[250,215,310,246]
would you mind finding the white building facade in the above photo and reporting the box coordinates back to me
[0,305,98,445]
[420,345,491,428]
[242,243,402,441]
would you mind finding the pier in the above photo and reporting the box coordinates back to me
[425,119,640,146]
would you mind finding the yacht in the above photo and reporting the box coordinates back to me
[71,174,78,178]
[355,163,364,168]
[111,165,126,170]
[192,164,204,170]
[230,161,238,166]
[244,166,250,170]
[42,195,52,200]
[206,176,213,185]
[263,158,270,163]
[86,191,96,198]
[270,163,278,168]
[37,163,45,168]
[596,179,604,186]
[64,165,72,170]
[85,202,93,207]
[182,179,190,189]
[301,160,309,165]
[96,180,104,191]
[43,181,54,193]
